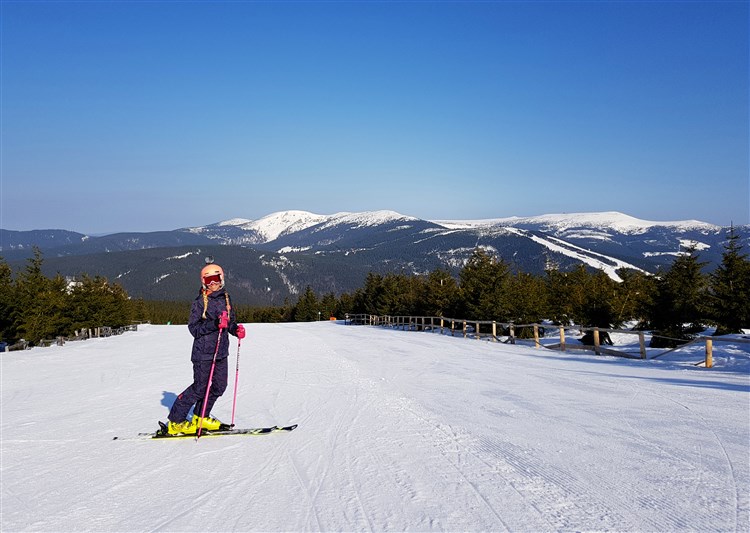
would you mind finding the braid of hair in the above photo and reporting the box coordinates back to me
[201,289,209,319]
[201,289,231,320]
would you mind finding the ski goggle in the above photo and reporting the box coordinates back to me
[202,273,223,285]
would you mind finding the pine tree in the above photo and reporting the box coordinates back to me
[381,273,423,316]
[649,245,709,347]
[352,273,385,315]
[505,271,548,325]
[68,275,132,331]
[293,285,319,321]
[579,270,618,328]
[710,226,750,334]
[13,249,70,344]
[458,249,511,321]
[612,268,656,326]
[319,292,339,320]
[545,265,590,325]
[337,292,355,318]
[423,269,459,317]
[544,268,570,325]
[0,257,16,342]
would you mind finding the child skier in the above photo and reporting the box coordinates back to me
[167,262,245,435]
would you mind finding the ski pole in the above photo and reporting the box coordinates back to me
[230,336,241,427]
[197,315,227,439]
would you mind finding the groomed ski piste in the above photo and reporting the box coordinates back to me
[2,321,749,532]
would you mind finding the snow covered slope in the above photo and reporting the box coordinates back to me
[2,323,748,532]
[433,211,719,233]
[235,210,329,242]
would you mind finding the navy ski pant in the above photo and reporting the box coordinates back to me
[168,358,228,422]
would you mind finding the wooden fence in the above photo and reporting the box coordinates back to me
[3,324,140,352]
[344,314,750,369]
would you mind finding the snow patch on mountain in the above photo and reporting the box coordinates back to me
[217,218,253,227]
[506,228,644,282]
[679,238,711,251]
[320,210,417,230]
[434,211,719,234]
[166,251,199,260]
[244,211,328,242]
[278,246,312,253]
[213,210,417,242]
[260,254,301,294]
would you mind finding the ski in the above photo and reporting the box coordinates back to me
[113,423,297,441]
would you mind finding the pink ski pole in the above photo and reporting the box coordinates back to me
[230,337,241,427]
[197,315,227,439]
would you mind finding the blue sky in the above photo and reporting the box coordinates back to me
[2,1,748,234]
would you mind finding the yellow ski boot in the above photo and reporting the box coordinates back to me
[167,418,197,435]
[192,414,224,431]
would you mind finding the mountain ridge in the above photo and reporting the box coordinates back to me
[2,210,745,306]
[1,209,724,245]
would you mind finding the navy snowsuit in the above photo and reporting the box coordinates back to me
[168,288,239,423]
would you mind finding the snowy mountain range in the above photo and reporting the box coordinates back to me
[1,210,746,305]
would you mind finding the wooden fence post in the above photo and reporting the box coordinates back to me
[462,321,467,338]
[705,338,713,368]
[559,326,566,351]
[475,322,480,340]
[593,328,601,355]
[533,324,540,348]
[639,332,646,359]
[492,321,497,342]
[509,324,515,344]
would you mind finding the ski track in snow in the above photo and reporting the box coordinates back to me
[1,323,749,532]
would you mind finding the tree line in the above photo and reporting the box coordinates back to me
[0,249,133,346]
[341,228,749,346]
[2,228,748,348]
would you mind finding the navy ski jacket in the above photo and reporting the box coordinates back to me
[187,288,239,362]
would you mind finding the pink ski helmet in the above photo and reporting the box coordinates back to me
[200,264,225,290]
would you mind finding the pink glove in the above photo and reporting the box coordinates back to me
[236,324,246,339]
[218,311,229,329]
